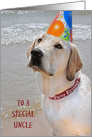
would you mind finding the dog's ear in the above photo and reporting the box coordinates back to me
[66,44,82,81]
[27,39,36,58]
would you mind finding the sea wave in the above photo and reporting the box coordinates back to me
[1,23,91,46]
[73,24,91,41]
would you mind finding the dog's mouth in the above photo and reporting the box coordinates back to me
[27,61,41,71]
[27,61,54,76]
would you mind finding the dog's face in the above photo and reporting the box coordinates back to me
[27,33,82,81]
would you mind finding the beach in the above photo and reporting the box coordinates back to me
[1,11,91,136]
[1,110,52,136]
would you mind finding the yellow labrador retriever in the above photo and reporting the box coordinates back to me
[27,34,91,136]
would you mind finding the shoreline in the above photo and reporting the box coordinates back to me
[1,110,52,136]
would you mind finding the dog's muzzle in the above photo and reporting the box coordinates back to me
[28,48,43,67]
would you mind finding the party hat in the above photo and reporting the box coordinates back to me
[47,11,72,42]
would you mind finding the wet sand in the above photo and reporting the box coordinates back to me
[1,110,52,136]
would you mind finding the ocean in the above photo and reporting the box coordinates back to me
[1,11,91,123]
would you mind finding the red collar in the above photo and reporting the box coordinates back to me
[49,78,81,100]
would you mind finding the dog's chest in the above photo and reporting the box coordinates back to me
[41,94,91,136]
[41,95,75,135]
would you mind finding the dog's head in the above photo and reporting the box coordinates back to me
[27,33,82,81]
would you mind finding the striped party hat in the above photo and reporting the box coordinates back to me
[47,11,72,42]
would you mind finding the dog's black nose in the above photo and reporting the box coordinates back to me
[31,48,43,58]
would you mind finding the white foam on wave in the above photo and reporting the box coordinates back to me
[1,23,49,46]
[73,24,91,41]
[1,23,91,46]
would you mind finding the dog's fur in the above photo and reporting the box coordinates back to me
[27,34,91,136]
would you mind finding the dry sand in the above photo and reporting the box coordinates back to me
[1,111,52,136]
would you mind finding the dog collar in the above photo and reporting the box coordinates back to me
[49,78,81,100]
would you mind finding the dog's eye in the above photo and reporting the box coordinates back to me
[54,44,63,49]
[38,38,42,43]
